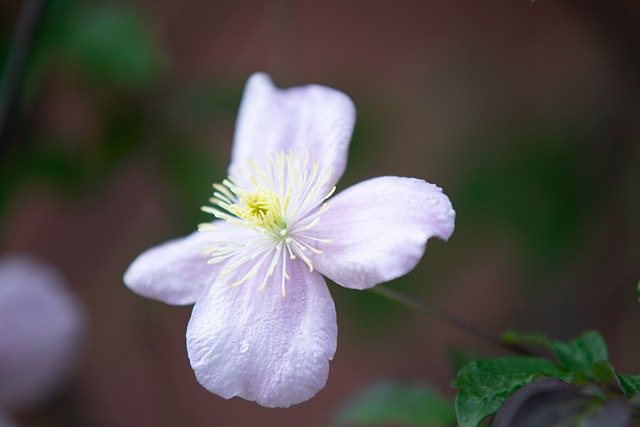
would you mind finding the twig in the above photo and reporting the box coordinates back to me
[372,285,532,356]
[0,0,45,151]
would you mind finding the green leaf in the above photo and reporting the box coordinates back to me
[452,357,571,427]
[332,381,456,427]
[591,360,617,385]
[503,330,609,381]
[552,331,608,376]
[616,374,640,399]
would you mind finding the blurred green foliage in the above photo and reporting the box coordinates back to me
[0,0,238,235]
[454,122,596,277]
[32,0,165,88]
[332,380,456,427]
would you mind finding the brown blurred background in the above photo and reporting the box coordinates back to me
[1,0,639,426]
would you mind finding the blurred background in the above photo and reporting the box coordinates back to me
[0,0,639,426]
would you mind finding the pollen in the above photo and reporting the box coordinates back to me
[230,187,286,233]
[198,150,335,296]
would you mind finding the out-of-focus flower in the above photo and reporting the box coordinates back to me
[0,254,85,410]
[0,411,16,427]
[124,72,455,407]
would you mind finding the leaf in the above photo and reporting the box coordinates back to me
[551,331,608,376]
[591,360,617,385]
[503,330,609,381]
[452,357,571,427]
[616,374,640,399]
[332,381,456,427]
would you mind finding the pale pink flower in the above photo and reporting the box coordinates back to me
[124,73,455,407]
[0,254,84,410]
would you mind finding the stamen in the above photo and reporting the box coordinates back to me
[198,223,217,232]
[259,243,283,292]
[323,184,336,200]
[213,183,236,201]
[297,235,333,244]
[199,150,334,296]
[201,206,219,215]
[295,216,321,232]
[281,251,288,298]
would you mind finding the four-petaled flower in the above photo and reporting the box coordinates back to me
[124,73,456,408]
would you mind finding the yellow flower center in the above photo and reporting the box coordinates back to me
[230,187,286,233]
[198,151,335,297]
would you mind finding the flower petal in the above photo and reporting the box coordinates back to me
[0,254,84,409]
[230,72,355,191]
[124,222,255,305]
[186,258,337,408]
[310,176,455,290]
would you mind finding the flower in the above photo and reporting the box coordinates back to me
[0,254,85,410]
[124,72,455,408]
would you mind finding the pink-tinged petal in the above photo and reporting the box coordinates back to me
[0,254,84,409]
[310,176,455,290]
[124,221,255,305]
[230,72,355,191]
[186,258,337,408]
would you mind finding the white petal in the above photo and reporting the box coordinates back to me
[310,176,455,290]
[230,72,355,192]
[186,257,337,408]
[124,221,255,305]
[0,254,84,409]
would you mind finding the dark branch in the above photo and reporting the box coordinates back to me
[372,285,533,356]
[0,0,45,152]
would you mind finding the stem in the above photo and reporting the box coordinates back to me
[372,285,532,356]
[0,0,45,151]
